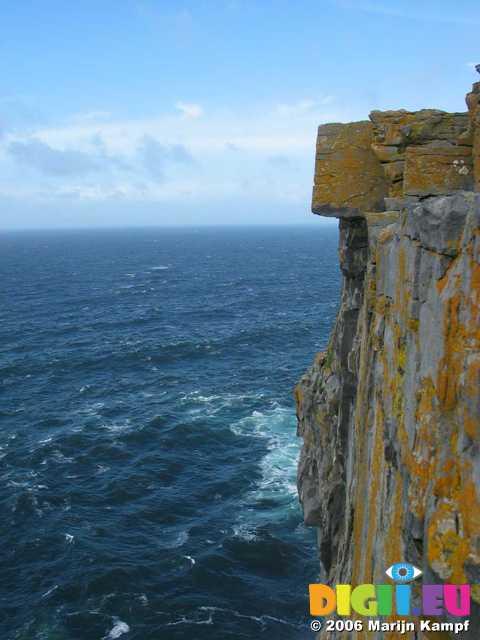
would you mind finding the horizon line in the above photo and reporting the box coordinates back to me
[0,220,338,233]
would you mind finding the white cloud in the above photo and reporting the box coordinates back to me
[0,95,360,211]
[15,113,322,155]
[7,138,100,176]
[137,135,195,180]
[175,102,204,119]
[70,110,112,123]
[275,96,335,117]
[276,99,316,117]
[267,154,291,167]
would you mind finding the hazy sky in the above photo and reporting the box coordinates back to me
[1,0,479,229]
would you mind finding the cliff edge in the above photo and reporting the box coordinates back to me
[296,81,480,638]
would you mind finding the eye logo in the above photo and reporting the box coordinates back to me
[386,562,422,582]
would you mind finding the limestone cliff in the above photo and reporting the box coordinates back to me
[296,81,480,639]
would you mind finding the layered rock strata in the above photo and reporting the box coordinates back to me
[296,82,480,639]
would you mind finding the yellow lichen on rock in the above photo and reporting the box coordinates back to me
[403,145,473,197]
[296,80,480,639]
[466,81,480,190]
[312,121,388,216]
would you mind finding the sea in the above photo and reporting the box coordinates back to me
[0,225,340,640]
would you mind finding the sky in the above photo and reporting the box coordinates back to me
[1,0,479,229]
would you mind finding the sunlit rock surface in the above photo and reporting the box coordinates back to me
[296,81,480,639]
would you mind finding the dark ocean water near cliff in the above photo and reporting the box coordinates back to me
[0,225,340,640]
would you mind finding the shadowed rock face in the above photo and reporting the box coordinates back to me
[296,83,480,639]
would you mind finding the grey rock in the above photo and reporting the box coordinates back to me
[296,192,480,639]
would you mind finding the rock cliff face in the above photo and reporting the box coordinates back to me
[296,82,480,638]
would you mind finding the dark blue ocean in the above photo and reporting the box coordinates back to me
[0,225,339,640]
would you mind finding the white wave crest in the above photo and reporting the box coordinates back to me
[199,606,298,630]
[159,529,189,549]
[105,618,130,639]
[180,390,265,417]
[230,406,300,523]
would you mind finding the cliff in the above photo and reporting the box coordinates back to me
[296,80,480,638]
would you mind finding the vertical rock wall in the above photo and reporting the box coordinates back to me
[296,83,480,639]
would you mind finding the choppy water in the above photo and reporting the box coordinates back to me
[0,226,340,640]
